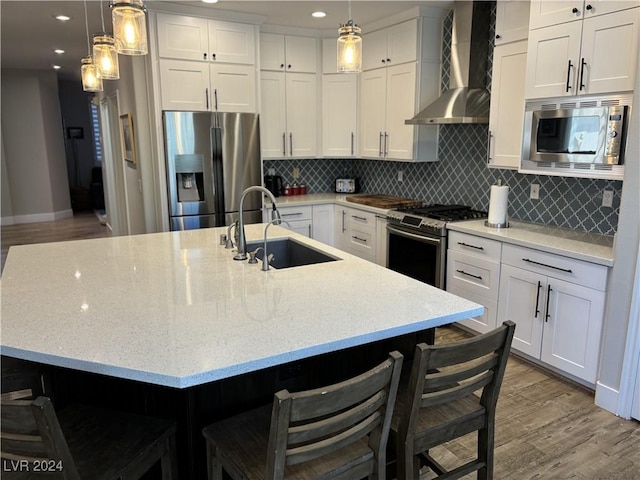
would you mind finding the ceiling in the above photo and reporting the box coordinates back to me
[0,0,452,81]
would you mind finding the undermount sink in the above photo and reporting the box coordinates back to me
[246,238,340,269]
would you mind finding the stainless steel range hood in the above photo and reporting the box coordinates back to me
[406,1,491,125]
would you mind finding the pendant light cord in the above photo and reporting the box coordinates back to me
[84,0,91,55]
[100,0,106,32]
[348,0,352,22]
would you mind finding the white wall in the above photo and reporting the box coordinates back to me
[1,70,71,224]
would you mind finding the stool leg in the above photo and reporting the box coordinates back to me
[206,441,224,480]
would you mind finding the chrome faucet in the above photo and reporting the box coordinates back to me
[234,186,281,261]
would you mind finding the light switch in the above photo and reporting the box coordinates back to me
[530,184,540,200]
[397,170,404,182]
[602,190,613,208]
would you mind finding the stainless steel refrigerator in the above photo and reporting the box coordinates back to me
[163,111,262,231]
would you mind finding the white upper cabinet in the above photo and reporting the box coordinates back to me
[495,0,531,45]
[488,40,528,169]
[157,13,255,64]
[525,7,639,98]
[260,33,318,73]
[322,73,357,157]
[362,19,418,71]
[528,0,637,29]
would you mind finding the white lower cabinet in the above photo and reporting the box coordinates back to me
[446,231,502,334]
[497,244,607,384]
[277,205,312,238]
[334,205,386,265]
[266,204,333,245]
[311,204,334,246]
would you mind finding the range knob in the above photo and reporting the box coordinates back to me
[609,131,618,138]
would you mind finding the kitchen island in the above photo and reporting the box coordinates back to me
[1,224,482,476]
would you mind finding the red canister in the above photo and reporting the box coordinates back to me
[299,184,307,195]
[291,182,301,195]
[283,183,291,196]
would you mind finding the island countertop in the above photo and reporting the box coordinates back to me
[0,224,482,389]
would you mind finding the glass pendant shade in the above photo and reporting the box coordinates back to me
[93,34,120,79]
[81,57,103,92]
[112,0,148,55]
[337,22,362,73]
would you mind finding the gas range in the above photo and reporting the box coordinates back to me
[387,204,488,237]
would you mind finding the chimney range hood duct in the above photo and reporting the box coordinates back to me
[406,1,491,125]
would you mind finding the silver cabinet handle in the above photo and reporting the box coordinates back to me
[308,224,312,237]
[205,88,209,110]
[522,258,572,273]
[281,212,303,217]
[352,215,367,221]
[352,235,367,243]
[379,132,383,156]
[341,210,346,233]
[487,130,493,164]
[289,133,293,156]
[214,88,218,111]
[351,132,354,156]
[384,132,389,156]
[282,133,286,156]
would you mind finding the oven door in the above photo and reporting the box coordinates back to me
[386,224,444,289]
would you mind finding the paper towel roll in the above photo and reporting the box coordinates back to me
[488,184,509,226]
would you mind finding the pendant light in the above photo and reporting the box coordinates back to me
[337,0,362,73]
[93,0,120,79]
[111,0,148,55]
[81,1,103,92]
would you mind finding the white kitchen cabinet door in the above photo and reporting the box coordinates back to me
[284,36,318,73]
[208,20,255,65]
[157,14,209,61]
[541,277,605,383]
[385,62,417,160]
[210,64,256,112]
[525,21,583,98]
[312,204,334,246]
[495,0,531,45]
[334,206,349,251]
[360,69,387,158]
[260,33,317,73]
[579,8,640,95]
[362,28,389,71]
[260,72,287,158]
[529,0,585,29]
[489,41,527,169]
[386,19,419,67]
[498,264,545,358]
[160,59,209,111]
[260,33,286,71]
[322,74,357,157]
[448,283,498,335]
[285,73,318,158]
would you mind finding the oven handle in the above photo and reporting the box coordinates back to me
[386,224,442,247]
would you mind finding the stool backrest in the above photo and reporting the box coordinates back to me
[1,396,80,479]
[266,351,404,479]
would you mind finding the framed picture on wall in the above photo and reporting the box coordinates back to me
[119,113,137,164]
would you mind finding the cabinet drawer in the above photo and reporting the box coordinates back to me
[448,231,502,261]
[278,205,312,221]
[502,244,608,291]
[346,208,376,229]
[447,250,501,301]
[348,227,376,261]
[447,284,498,335]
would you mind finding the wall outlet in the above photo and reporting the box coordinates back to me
[397,170,404,182]
[602,190,614,208]
[530,183,540,200]
[292,167,300,179]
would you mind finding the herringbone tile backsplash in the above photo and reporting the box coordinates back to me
[264,4,622,237]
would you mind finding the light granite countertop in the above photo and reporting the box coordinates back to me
[447,219,614,267]
[272,193,391,216]
[0,224,481,389]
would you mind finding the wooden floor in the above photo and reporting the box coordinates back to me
[1,211,110,273]
[2,215,639,478]
[433,327,640,479]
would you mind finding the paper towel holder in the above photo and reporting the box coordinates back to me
[485,179,510,229]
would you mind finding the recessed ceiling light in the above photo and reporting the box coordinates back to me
[55,15,71,22]
[202,0,219,3]
[312,11,327,18]
[54,49,65,55]
[53,65,61,70]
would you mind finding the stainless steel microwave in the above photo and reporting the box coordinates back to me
[521,94,632,176]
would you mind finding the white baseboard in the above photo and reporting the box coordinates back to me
[4,209,74,225]
[0,216,16,226]
[595,381,621,417]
